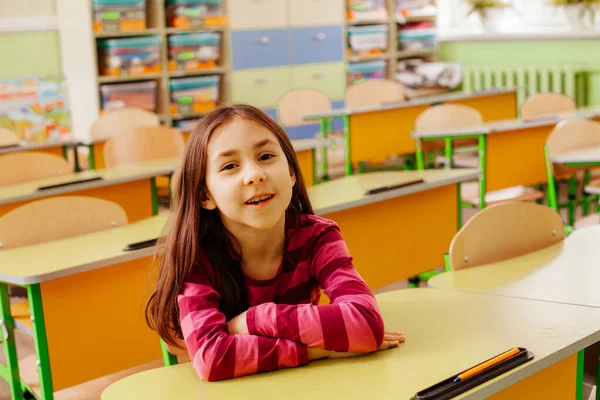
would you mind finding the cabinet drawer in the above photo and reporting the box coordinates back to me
[231,29,290,70]
[290,26,344,65]
[231,67,293,108]
[289,0,344,27]
[291,62,346,100]
[228,0,288,30]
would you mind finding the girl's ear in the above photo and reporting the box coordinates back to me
[290,168,296,187]
[201,193,217,210]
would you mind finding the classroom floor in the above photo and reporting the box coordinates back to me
[0,182,597,399]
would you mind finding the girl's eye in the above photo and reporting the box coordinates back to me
[221,163,236,171]
[259,153,274,161]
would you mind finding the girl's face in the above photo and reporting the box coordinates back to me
[202,116,296,231]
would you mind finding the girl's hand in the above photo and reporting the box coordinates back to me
[381,330,405,350]
[226,311,249,335]
[328,330,406,359]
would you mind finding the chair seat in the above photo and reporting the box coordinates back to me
[435,153,479,168]
[574,213,600,230]
[19,354,163,400]
[461,182,545,206]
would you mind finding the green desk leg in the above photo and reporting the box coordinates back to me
[343,115,352,176]
[160,340,178,367]
[457,182,463,230]
[477,135,487,210]
[444,138,453,169]
[415,141,425,171]
[583,170,591,216]
[28,284,53,400]
[0,283,22,400]
[577,349,584,400]
[151,177,159,216]
[318,118,329,182]
[87,144,96,171]
[444,253,451,272]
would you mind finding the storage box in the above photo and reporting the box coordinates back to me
[347,25,388,56]
[98,36,161,77]
[168,33,221,72]
[398,23,436,51]
[92,0,146,33]
[170,75,220,116]
[100,81,157,112]
[347,60,387,85]
[346,0,388,21]
[166,0,228,28]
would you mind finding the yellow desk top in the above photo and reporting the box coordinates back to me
[411,106,600,139]
[551,145,600,164]
[429,226,600,308]
[0,215,167,285]
[101,288,600,400]
[0,138,77,155]
[309,168,480,215]
[302,88,517,120]
[0,158,180,206]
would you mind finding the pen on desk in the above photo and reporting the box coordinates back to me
[453,347,520,382]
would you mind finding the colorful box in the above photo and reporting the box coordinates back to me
[93,0,146,33]
[98,36,162,77]
[168,33,221,72]
[166,0,228,28]
[347,25,388,56]
[170,75,220,116]
[100,81,157,112]
[347,60,387,84]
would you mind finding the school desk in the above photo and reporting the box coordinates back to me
[0,158,179,222]
[302,88,517,175]
[412,107,600,209]
[428,225,600,399]
[81,138,325,186]
[101,288,600,400]
[0,215,168,399]
[308,168,480,289]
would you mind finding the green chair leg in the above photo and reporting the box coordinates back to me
[583,170,591,216]
[0,283,23,400]
[161,339,179,367]
[568,176,577,227]
[28,284,54,399]
[577,349,584,400]
[444,253,451,272]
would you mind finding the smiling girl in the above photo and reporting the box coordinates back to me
[146,104,404,382]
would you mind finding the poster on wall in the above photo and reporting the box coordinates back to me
[0,76,72,143]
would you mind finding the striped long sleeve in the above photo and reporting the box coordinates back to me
[246,222,385,353]
[178,265,308,382]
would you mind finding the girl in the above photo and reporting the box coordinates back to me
[146,104,405,382]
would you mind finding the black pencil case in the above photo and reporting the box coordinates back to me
[411,347,534,400]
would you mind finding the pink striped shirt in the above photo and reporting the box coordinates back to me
[177,214,384,381]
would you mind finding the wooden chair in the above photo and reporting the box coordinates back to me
[0,152,72,187]
[103,126,185,197]
[276,88,344,181]
[344,79,405,109]
[446,202,564,271]
[545,118,600,228]
[102,126,185,168]
[0,127,20,147]
[414,103,482,165]
[414,104,544,207]
[521,92,577,120]
[0,196,153,398]
[90,108,161,142]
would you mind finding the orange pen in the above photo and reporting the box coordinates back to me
[454,348,521,382]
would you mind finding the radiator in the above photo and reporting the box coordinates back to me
[460,64,592,110]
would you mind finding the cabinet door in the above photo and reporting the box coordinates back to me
[231,29,290,70]
[290,26,344,65]
[291,62,346,100]
[289,0,344,27]
[231,67,293,108]
[229,0,288,30]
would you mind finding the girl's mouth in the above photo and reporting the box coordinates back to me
[245,194,275,206]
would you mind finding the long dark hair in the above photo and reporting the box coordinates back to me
[145,104,314,349]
